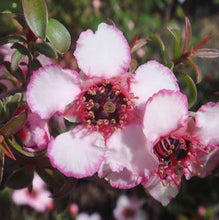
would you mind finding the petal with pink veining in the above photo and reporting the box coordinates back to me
[27,64,80,119]
[74,23,131,78]
[194,102,219,145]
[98,123,158,188]
[48,126,105,178]
[99,163,141,189]
[130,60,179,110]
[144,174,179,206]
[143,90,188,144]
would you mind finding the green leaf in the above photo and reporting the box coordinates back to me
[0,150,4,184]
[186,58,202,84]
[46,18,71,53]
[0,36,25,47]
[22,0,48,39]
[179,73,197,109]
[0,112,27,137]
[11,43,29,56]
[166,27,181,59]
[4,93,22,118]
[11,67,25,83]
[6,167,34,189]
[7,138,46,158]
[29,59,42,70]
[182,16,192,53]
[36,42,58,58]
[11,49,26,72]
[150,34,171,67]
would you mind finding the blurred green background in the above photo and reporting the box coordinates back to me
[0,0,219,219]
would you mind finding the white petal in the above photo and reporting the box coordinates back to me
[74,23,131,78]
[99,163,141,189]
[98,123,158,188]
[27,64,80,119]
[194,102,219,145]
[48,126,105,178]
[143,90,188,144]
[130,60,179,110]
[144,174,179,206]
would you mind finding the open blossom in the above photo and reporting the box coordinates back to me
[16,112,50,152]
[26,23,179,187]
[12,174,53,212]
[142,90,219,205]
[76,212,102,220]
[113,195,147,220]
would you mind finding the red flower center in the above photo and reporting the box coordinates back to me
[122,207,136,218]
[153,137,209,186]
[80,81,134,137]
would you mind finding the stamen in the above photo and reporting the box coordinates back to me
[79,81,134,137]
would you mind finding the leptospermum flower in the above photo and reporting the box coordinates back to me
[16,112,50,152]
[113,195,147,220]
[142,90,219,205]
[76,212,102,220]
[12,174,53,212]
[26,23,179,186]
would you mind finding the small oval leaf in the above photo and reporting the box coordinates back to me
[7,138,46,158]
[22,0,48,39]
[11,50,26,72]
[166,27,181,59]
[46,18,71,53]
[36,42,58,58]
[190,48,219,58]
[179,73,197,109]
[186,58,202,84]
[0,36,25,46]
[182,16,192,53]
[150,34,170,66]
[6,167,34,189]
[0,112,27,137]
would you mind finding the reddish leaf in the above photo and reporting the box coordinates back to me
[131,39,148,54]
[192,35,211,51]
[0,136,15,160]
[186,58,202,84]
[0,112,27,137]
[182,17,192,54]
[190,48,219,58]
[130,32,139,50]
[107,18,115,26]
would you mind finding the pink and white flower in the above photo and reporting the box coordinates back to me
[26,23,179,187]
[16,112,50,152]
[76,212,102,220]
[12,173,53,212]
[142,90,219,205]
[113,195,147,220]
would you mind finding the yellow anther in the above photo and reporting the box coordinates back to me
[111,119,116,124]
[97,119,103,125]
[104,119,109,125]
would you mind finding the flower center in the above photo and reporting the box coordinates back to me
[122,207,136,218]
[80,80,134,137]
[153,137,209,186]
